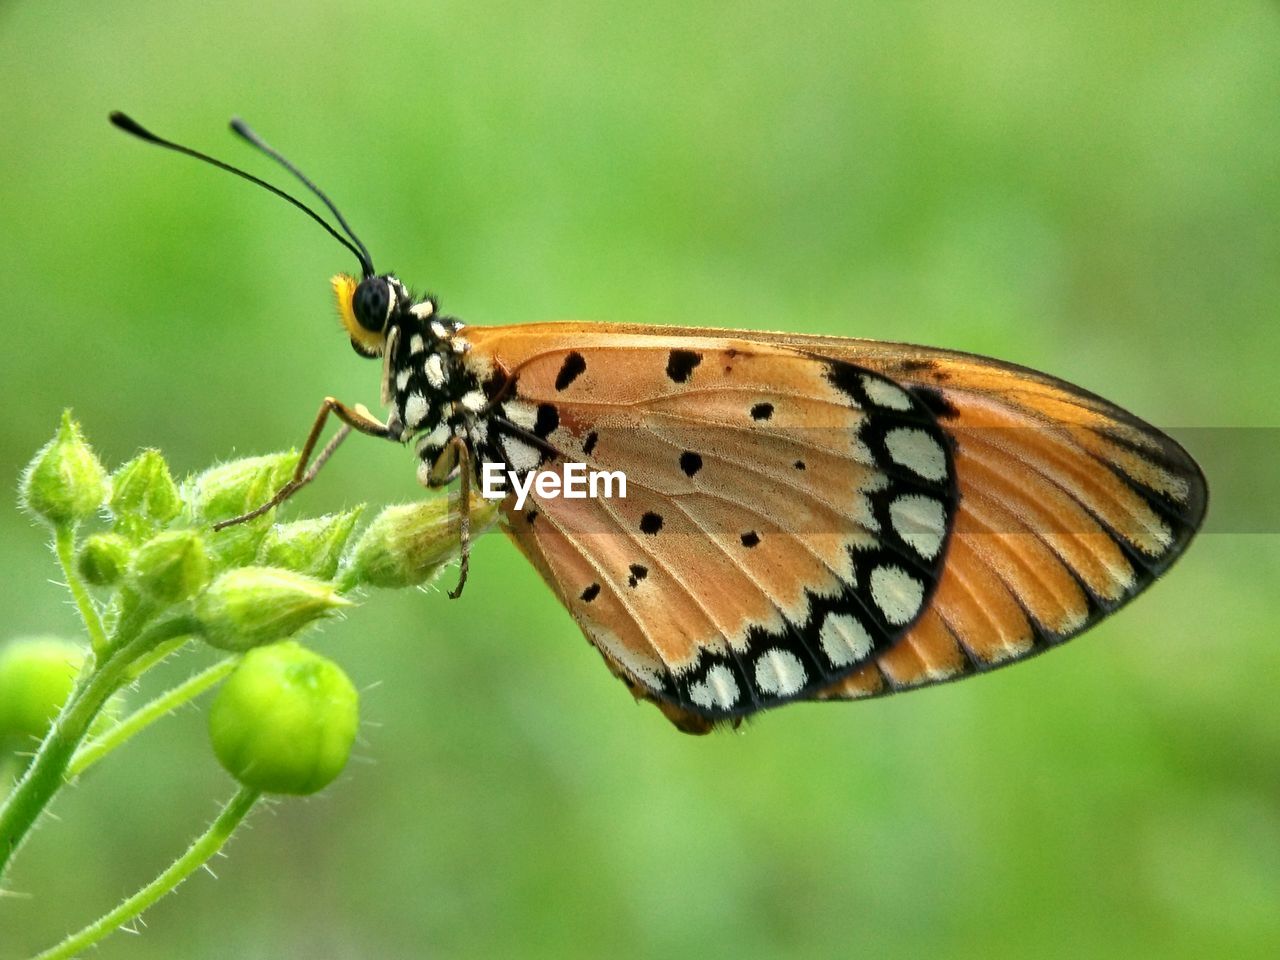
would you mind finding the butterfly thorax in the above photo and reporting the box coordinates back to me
[382,295,489,486]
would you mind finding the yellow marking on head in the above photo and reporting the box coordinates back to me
[332,273,385,355]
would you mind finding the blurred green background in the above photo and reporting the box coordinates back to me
[1,2,1278,958]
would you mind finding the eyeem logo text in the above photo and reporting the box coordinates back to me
[481,462,627,510]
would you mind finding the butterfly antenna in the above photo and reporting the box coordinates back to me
[229,117,376,278]
[109,111,374,276]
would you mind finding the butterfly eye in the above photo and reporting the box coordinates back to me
[352,277,392,332]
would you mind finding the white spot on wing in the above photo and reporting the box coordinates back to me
[754,648,807,696]
[869,564,925,626]
[503,400,539,431]
[460,390,486,413]
[689,664,740,711]
[410,301,434,319]
[395,368,412,392]
[404,393,429,428]
[409,334,426,355]
[884,427,948,482]
[889,494,947,560]
[862,375,914,411]
[502,436,542,473]
[819,613,874,667]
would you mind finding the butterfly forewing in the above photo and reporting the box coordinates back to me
[465,329,960,720]
[461,323,1206,729]
[800,338,1207,703]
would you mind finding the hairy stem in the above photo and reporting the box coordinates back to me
[54,526,108,654]
[29,786,262,960]
[0,616,199,880]
[123,636,191,683]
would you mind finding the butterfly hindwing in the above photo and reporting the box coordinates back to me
[463,329,959,722]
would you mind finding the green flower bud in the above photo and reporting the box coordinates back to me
[77,532,132,586]
[110,449,181,525]
[131,529,210,603]
[344,495,499,589]
[187,453,297,523]
[194,567,351,652]
[20,411,108,527]
[205,514,274,571]
[208,641,359,795]
[112,513,154,547]
[0,637,85,740]
[257,508,364,580]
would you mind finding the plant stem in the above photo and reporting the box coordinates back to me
[29,785,262,960]
[0,754,19,803]
[68,658,237,778]
[123,635,190,682]
[0,616,199,880]
[54,526,108,654]
[0,654,117,878]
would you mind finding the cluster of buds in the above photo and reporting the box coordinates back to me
[9,411,496,795]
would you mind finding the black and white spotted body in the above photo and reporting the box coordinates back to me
[371,278,496,486]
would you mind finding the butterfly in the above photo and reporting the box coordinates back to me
[111,113,1208,734]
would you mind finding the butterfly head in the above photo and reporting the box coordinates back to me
[332,272,411,358]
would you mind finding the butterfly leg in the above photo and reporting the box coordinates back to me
[214,397,394,531]
[446,436,472,600]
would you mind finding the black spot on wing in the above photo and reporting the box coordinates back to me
[534,403,559,437]
[627,564,648,588]
[666,349,702,383]
[912,385,958,420]
[631,355,963,724]
[899,358,934,373]
[583,431,598,455]
[750,402,774,421]
[679,450,703,477]
[555,351,587,391]
[580,582,600,603]
[640,512,664,535]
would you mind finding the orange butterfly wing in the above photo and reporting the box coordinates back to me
[786,337,1207,704]
[461,323,1206,732]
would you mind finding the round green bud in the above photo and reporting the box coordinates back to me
[0,637,85,740]
[344,495,499,589]
[194,567,351,652]
[257,508,364,581]
[20,411,108,527]
[78,532,132,586]
[208,642,359,795]
[131,529,210,603]
[110,449,182,525]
